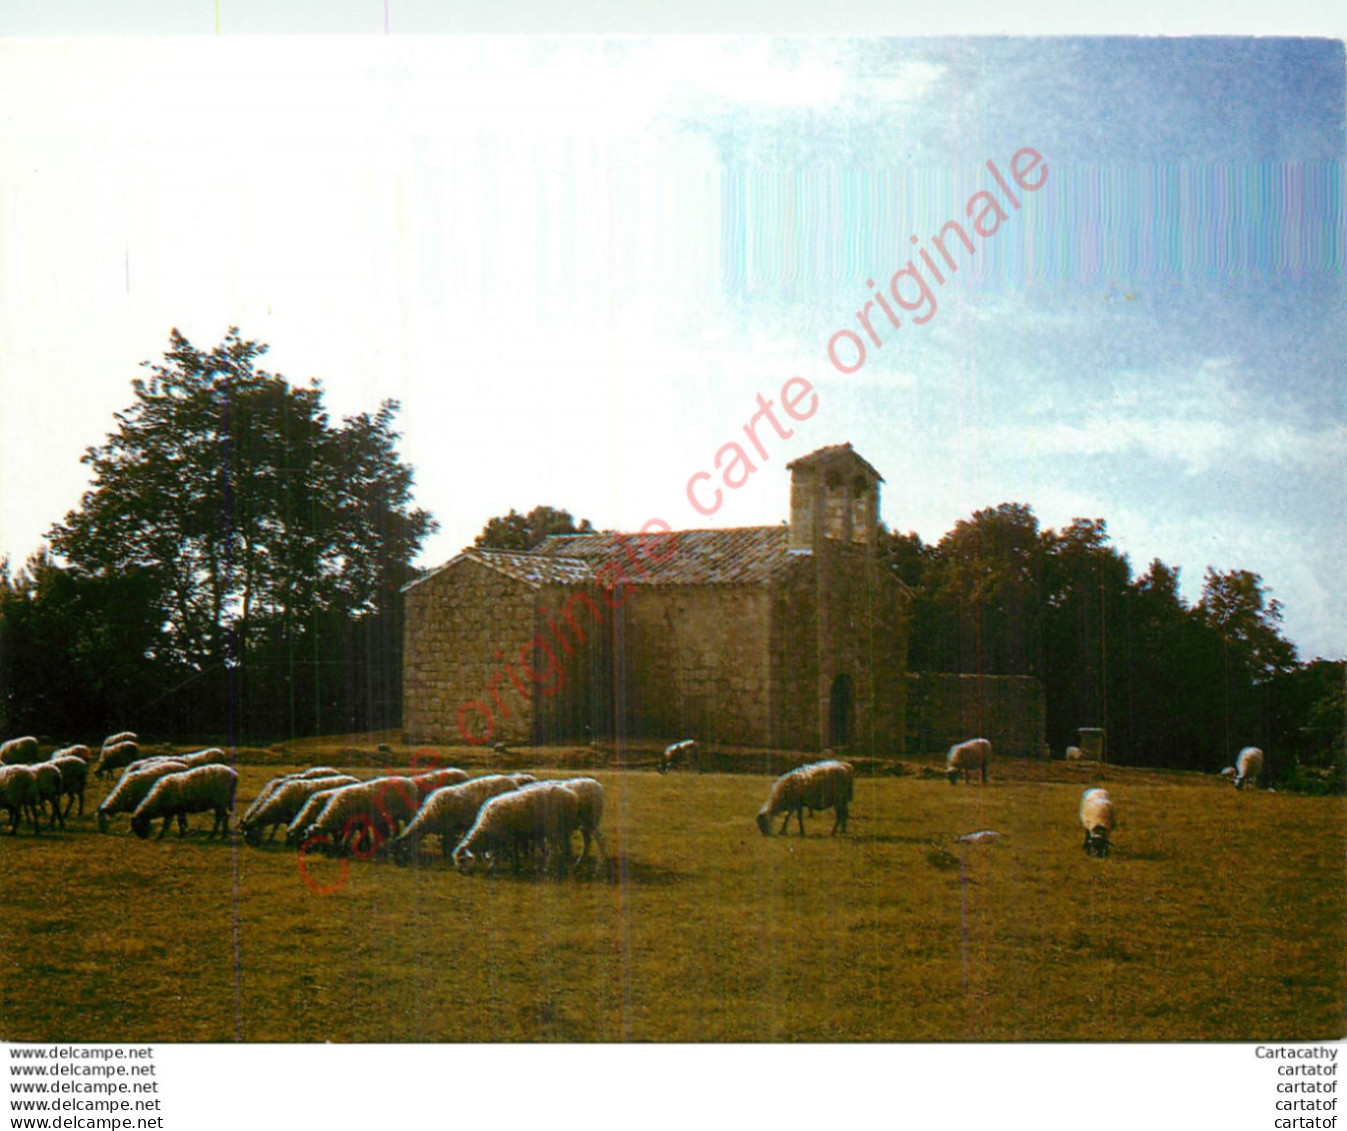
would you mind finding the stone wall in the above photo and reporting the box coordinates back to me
[613,585,771,746]
[905,673,1046,758]
[402,558,541,746]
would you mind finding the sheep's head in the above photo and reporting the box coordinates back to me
[755,811,772,837]
[1084,827,1110,857]
[454,847,477,873]
[946,768,959,785]
[129,815,152,840]
[96,808,111,834]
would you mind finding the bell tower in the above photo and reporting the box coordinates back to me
[786,443,883,552]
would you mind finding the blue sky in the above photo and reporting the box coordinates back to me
[0,35,1341,657]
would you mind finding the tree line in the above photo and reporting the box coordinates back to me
[880,503,1342,786]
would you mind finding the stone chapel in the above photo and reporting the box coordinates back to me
[401,443,912,753]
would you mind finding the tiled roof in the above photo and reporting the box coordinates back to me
[536,527,798,586]
[785,441,884,482]
[402,547,595,593]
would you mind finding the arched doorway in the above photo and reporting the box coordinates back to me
[828,674,852,747]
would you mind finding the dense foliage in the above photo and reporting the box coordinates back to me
[0,329,435,741]
[881,505,1341,781]
[474,505,593,551]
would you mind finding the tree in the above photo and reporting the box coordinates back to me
[475,505,593,551]
[44,328,436,739]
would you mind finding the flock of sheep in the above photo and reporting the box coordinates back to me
[0,730,609,877]
[0,729,1271,871]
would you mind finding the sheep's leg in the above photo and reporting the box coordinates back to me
[778,812,790,836]
[77,788,84,818]
[590,827,607,867]
[795,806,806,836]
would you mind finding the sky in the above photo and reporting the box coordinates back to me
[0,33,1342,660]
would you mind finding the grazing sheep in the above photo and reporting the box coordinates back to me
[96,760,190,832]
[410,767,470,800]
[101,731,137,750]
[756,760,854,837]
[51,755,90,819]
[551,777,606,865]
[27,763,63,829]
[1079,788,1116,857]
[0,736,41,765]
[390,773,535,863]
[175,747,228,770]
[293,777,421,856]
[239,775,359,845]
[1233,746,1265,790]
[129,765,239,840]
[47,744,93,763]
[453,781,581,875]
[0,765,43,834]
[93,741,140,779]
[241,768,340,827]
[658,739,701,775]
[946,738,992,785]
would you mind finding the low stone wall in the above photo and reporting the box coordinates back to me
[906,673,1046,758]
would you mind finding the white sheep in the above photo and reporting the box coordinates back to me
[390,773,535,863]
[101,731,137,750]
[241,767,343,828]
[658,739,701,774]
[47,744,93,763]
[1079,788,1116,857]
[0,765,43,834]
[1233,746,1265,790]
[175,747,228,770]
[551,777,606,865]
[96,760,190,832]
[410,767,470,800]
[293,777,421,856]
[239,775,359,845]
[1065,746,1085,761]
[93,740,140,778]
[30,763,63,829]
[129,764,239,840]
[756,759,854,837]
[50,755,90,819]
[453,781,581,875]
[0,736,41,765]
[946,738,992,785]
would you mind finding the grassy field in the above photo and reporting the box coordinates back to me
[1,743,1342,1043]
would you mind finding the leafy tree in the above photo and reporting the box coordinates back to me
[913,502,1045,677]
[475,505,593,551]
[43,328,435,739]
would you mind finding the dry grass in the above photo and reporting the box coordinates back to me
[1,753,1342,1042]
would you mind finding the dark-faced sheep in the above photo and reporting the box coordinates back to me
[658,739,701,774]
[756,760,854,837]
[1079,787,1116,857]
[946,738,992,785]
[1233,746,1264,790]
